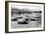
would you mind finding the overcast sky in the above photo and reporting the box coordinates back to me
[11,3,43,11]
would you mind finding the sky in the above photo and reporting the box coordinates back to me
[11,3,43,11]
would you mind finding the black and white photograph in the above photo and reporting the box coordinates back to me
[11,3,42,28]
[5,1,45,32]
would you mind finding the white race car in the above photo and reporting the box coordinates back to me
[11,16,29,24]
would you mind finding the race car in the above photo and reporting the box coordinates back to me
[11,16,29,24]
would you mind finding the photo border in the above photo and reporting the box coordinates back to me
[5,1,45,33]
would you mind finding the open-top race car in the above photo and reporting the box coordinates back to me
[11,16,29,24]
